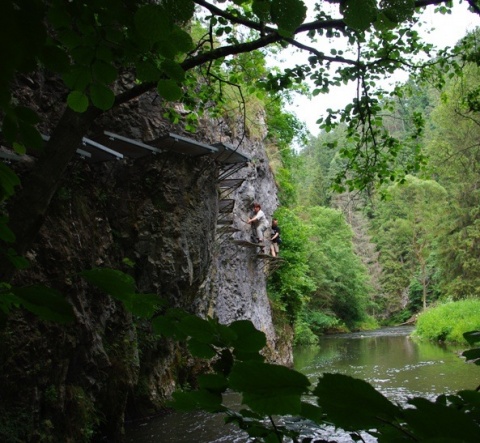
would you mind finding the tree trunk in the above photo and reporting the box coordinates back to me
[1,106,100,280]
[421,258,427,311]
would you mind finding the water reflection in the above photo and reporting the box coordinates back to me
[294,326,479,404]
[126,326,480,442]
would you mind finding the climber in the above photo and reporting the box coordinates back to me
[270,218,281,257]
[247,202,268,245]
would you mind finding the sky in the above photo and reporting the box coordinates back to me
[275,0,480,136]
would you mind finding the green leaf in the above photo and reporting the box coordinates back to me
[177,315,215,343]
[58,30,82,49]
[458,390,480,407]
[2,113,18,143]
[170,27,194,54]
[462,348,480,364]
[313,373,400,430]
[157,79,182,101]
[4,248,30,270]
[0,216,15,243]
[71,46,96,65]
[123,293,162,318]
[134,5,171,43]
[0,290,21,314]
[16,106,40,125]
[405,397,480,441]
[271,0,307,37]
[252,0,271,21]
[341,0,378,32]
[18,122,43,150]
[229,361,310,415]
[151,309,189,339]
[160,59,186,82]
[81,268,136,300]
[105,28,125,46]
[300,401,324,423]
[228,320,267,353]
[379,0,415,23]
[171,390,224,413]
[92,60,118,84]
[90,84,115,111]
[464,330,480,345]
[11,285,75,323]
[374,11,398,31]
[0,163,21,200]
[136,60,161,82]
[40,45,70,73]
[197,374,228,393]
[233,349,265,362]
[81,269,162,317]
[95,45,114,63]
[63,66,92,91]
[67,91,89,113]
[187,338,217,358]
[47,3,71,29]
[151,315,176,337]
[154,41,177,59]
[211,319,237,346]
[162,0,195,22]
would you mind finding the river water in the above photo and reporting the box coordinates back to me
[125,326,480,442]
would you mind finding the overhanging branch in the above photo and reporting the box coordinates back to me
[286,38,359,65]
[114,0,462,108]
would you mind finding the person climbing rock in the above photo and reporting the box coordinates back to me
[247,202,268,245]
[270,218,281,257]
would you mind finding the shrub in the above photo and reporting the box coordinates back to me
[414,299,480,343]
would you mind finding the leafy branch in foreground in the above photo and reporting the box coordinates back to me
[165,320,480,442]
[59,268,480,442]
[125,283,480,441]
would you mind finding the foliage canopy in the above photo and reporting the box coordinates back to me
[1,0,479,276]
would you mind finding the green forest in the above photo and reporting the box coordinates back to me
[269,28,480,345]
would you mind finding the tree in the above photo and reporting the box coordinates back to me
[267,207,316,324]
[1,0,479,282]
[424,50,480,299]
[304,206,372,328]
[372,175,447,312]
[295,127,345,207]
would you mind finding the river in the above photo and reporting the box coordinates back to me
[125,326,480,442]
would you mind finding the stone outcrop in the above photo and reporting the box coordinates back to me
[0,80,285,442]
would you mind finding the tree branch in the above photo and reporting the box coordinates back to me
[466,0,480,15]
[194,0,265,32]
[114,0,458,108]
[285,38,359,65]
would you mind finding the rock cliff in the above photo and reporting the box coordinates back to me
[0,81,287,442]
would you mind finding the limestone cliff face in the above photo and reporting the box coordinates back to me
[0,83,286,442]
[195,135,284,362]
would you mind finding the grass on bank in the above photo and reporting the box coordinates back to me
[413,299,480,344]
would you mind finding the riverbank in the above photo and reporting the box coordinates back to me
[413,299,480,344]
